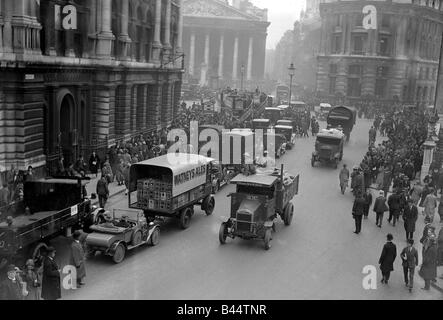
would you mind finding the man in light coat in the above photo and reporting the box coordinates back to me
[423,188,438,223]
[339,164,350,195]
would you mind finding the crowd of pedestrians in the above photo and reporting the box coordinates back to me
[345,105,443,292]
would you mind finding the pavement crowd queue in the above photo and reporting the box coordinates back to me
[339,106,443,292]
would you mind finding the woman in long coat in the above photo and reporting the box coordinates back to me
[378,234,397,284]
[89,152,100,177]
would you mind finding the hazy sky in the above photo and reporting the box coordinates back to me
[251,0,306,50]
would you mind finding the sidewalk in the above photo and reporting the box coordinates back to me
[85,175,126,206]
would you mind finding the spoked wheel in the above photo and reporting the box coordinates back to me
[264,228,272,251]
[283,203,294,226]
[112,243,126,264]
[203,196,215,216]
[219,223,228,244]
[149,227,160,246]
[31,242,48,267]
[179,207,193,229]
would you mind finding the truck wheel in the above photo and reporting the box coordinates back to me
[264,229,272,250]
[219,223,228,244]
[131,231,142,247]
[203,195,215,216]
[179,207,192,229]
[112,244,126,264]
[149,227,160,246]
[283,203,294,226]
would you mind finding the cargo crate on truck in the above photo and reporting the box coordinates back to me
[128,153,216,229]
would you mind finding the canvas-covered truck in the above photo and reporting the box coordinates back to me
[129,154,216,229]
[0,177,93,267]
[327,105,357,141]
[219,165,299,250]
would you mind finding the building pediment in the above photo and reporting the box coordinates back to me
[183,0,262,21]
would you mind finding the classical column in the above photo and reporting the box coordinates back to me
[189,31,196,76]
[2,0,12,53]
[176,0,183,53]
[247,36,253,81]
[164,0,172,49]
[395,16,407,58]
[152,0,162,62]
[233,35,239,79]
[200,33,210,86]
[96,0,115,58]
[118,0,131,60]
[218,33,224,79]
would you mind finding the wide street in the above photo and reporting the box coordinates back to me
[58,118,442,300]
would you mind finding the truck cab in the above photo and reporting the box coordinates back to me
[0,177,92,266]
[219,168,299,250]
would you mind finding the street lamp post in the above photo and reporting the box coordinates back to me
[288,63,296,106]
[241,64,245,92]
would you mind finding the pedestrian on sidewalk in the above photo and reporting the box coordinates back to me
[420,234,438,290]
[89,151,100,178]
[23,259,41,300]
[373,191,389,228]
[409,181,423,207]
[41,247,61,300]
[436,227,443,277]
[352,191,365,234]
[96,176,109,209]
[123,163,130,196]
[363,189,373,220]
[423,188,438,223]
[339,164,350,195]
[71,231,86,287]
[400,239,419,292]
[403,198,418,241]
[115,160,125,186]
[388,190,401,226]
[379,234,397,285]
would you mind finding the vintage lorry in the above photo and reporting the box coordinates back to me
[0,177,93,267]
[311,129,345,169]
[219,166,299,250]
[327,105,357,141]
[274,125,296,150]
[129,154,216,229]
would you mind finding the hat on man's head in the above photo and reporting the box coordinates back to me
[379,191,384,196]
[73,230,82,240]
[46,246,56,254]
[7,264,16,273]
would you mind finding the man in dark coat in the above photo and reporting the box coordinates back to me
[387,190,401,227]
[363,189,373,219]
[379,234,397,285]
[71,231,86,287]
[96,176,109,209]
[400,239,419,292]
[89,152,100,177]
[41,247,61,300]
[373,191,388,228]
[352,192,366,234]
[403,198,418,241]
[420,236,438,290]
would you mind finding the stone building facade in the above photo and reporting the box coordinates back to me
[182,0,269,89]
[0,0,184,176]
[316,0,443,105]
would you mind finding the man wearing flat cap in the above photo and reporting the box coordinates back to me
[71,231,86,287]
